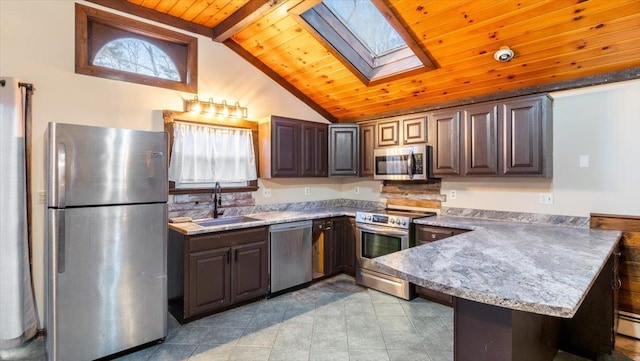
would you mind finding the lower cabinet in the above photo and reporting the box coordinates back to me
[188,246,231,316]
[169,227,269,322]
[343,217,356,277]
[312,217,355,279]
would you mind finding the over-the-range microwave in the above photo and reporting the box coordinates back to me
[373,144,433,181]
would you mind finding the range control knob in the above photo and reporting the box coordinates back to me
[401,219,407,226]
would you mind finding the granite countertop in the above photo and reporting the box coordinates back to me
[371,215,621,318]
[168,207,369,235]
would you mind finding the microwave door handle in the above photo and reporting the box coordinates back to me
[407,150,414,179]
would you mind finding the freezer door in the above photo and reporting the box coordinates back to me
[47,123,167,207]
[46,204,167,361]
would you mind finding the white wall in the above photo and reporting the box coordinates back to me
[440,79,640,217]
[0,0,330,326]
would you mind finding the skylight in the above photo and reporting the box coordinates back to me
[323,0,406,57]
[295,0,437,85]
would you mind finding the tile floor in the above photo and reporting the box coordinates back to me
[1,274,636,361]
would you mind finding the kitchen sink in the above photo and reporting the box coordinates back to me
[193,216,261,227]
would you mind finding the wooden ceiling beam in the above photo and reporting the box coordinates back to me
[86,0,213,37]
[223,39,338,123]
[211,0,282,42]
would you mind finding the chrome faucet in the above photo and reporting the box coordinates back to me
[213,182,224,218]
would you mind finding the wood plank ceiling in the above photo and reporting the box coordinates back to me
[90,0,640,122]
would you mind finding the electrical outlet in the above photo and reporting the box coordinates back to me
[38,190,46,204]
[304,187,310,196]
[262,188,272,198]
[354,186,360,194]
[539,193,553,205]
[449,190,457,200]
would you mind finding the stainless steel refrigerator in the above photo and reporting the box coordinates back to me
[45,123,168,361]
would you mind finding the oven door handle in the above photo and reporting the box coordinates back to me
[357,223,410,237]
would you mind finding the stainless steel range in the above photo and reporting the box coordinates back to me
[355,210,436,300]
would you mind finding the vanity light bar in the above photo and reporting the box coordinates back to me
[184,96,248,119]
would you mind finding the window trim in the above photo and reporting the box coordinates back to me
[163,110,259,195]
[290,0,437,86]
[75,4,198,93]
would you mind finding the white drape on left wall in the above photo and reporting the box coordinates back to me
[0,77,38,349]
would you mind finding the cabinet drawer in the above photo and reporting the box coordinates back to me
[189,233,233,252]
[416,225,468,243]
[189,227,268,252]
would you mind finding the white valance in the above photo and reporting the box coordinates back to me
[168,122,257,185]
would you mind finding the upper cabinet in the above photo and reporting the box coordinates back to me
[359,123,375,177]
[500,96,552,176]
[376,119,400,147]
[428,94,552,178]
[259,116,328,178]
[462,103,499,176]
[402,116,428,144]
[301,122,328,177]
[376,116,428,147]
[428,109,462,177]
[328,124,359,177]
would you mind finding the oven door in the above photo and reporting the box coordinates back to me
[356,223,410,270]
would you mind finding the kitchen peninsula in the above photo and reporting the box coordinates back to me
[372,215,621,361]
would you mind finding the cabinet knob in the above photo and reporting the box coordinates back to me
[431,234,437,239]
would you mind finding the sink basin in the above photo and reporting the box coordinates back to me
[193,216,260,227]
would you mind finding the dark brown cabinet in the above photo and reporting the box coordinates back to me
[376,119,400,147]
[428,94,552,178]
[375,116,427,147]
[500,96,552,176]
[169,227,269,322]
[360,123,375,177]
[328,218,344,275]
[328,124,359,177]
[188,247,231,315]
[342,217,356,277]
[259,116,328,178]
[402,116,428,144]
[463,103,499,176]
[428,109,462,176]
[301,122,328,177]
[312,217,352,279]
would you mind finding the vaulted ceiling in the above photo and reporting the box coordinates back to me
[89,0,640,122]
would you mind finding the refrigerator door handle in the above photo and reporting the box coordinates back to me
[56,211,66,274]
[57,143,66,207]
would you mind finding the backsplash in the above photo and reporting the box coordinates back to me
[168,193,384,220]
[440,207,590,228]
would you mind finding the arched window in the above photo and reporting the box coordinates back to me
[76,4,197,93]
[94,38,181,81]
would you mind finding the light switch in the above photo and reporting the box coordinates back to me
[579,155,589,168]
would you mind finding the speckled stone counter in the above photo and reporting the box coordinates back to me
[169,207,372,235]
[371,215,621,318]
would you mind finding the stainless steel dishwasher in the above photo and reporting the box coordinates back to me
[269,220,313,293]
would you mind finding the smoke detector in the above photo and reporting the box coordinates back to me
[494,46,515,62]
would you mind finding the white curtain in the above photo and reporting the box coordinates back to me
[0,77,38,349]
[168,121,257,184]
